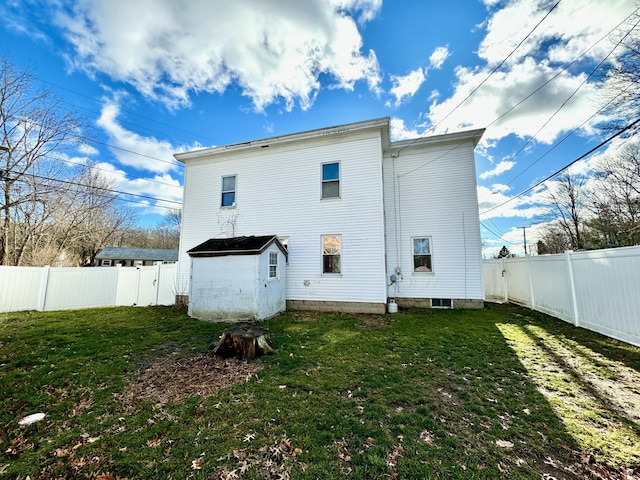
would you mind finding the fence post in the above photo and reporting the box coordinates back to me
[153,263,161,306]
[526,255,535,310]
[38,266,51,311]
[565,250,580,327]
[502,257,509,303]
[114,264,121,306]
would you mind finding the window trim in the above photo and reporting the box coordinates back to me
[412,236,434,274]
[321,161,340,199]
[221,174,237,208]
[268,251,279,280]
[322,234,341,275]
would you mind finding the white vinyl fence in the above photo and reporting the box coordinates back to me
[484,245,640,347]
[0,264,177,313]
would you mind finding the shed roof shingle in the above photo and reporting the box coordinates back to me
[187,235,287,259]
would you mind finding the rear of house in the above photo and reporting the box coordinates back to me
[175,117,484,317]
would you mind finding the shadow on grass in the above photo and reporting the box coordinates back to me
[492,303,640,471]
[265,305,611,478]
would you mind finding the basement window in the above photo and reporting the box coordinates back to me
[431,298,452,309]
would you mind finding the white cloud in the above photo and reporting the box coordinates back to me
[388,68,426,107]
[96,100,188,174]
[389,117,421,141]
[477,185,548,220]
[425,0,635,143]
[479,160,515,180]
[53,0,382,111]
[491,183,511,193]
[479,0,635,66]
[77,143,99,156]
[92,161,183,212]
[429,46,450,69]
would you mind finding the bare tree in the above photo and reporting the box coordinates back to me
[544,173,589,250]
[589,141,640,246]
[0,58,84,265]
[597,12,640,133]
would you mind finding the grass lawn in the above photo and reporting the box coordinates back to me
[1,303,639,479]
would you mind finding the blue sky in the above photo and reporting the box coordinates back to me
[1,0,636,257]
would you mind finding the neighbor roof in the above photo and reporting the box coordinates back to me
[187,235,288,259]
[96,247,178,261]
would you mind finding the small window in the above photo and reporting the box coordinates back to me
[221,175,236,207]
[322,162,340,198]
[431,298,452,308]
[269,252,278,279]
[413,237,432,272]
[322,235,341,273]
[101,259,112,266]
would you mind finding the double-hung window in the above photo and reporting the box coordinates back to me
[269,252,279,279]
[322,235,341,274]
[221,175,236,207]
[322,162,340,199]
[412,237,433,272]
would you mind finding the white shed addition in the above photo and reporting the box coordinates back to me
[187,235,288,321]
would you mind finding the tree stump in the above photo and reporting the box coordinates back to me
[212,325,275,360]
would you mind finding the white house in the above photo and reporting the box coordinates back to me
[175,117,484,315]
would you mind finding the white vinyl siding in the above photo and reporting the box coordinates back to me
[177,129,387,303]
[383,140,484,300]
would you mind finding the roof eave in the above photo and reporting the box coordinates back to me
[174,117,391,163]
[388,128,486,153]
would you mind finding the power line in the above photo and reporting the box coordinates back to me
[501,10,640,179]
[50,153,184,190]
[7,169,182,206]
[397,0,562,155]
[480,116,640,216]
[34,76,215,147]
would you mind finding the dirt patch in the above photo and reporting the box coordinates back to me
[356,315,391,330]
[119,352,263,409]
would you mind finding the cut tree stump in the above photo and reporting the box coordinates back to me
[212,325,275,360]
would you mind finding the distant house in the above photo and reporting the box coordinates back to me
[175,117,485,315]
[96,247,178,267]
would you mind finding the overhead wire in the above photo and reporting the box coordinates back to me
[396,0,562,155]
[480,116,640,216]
[501,10,640,182]
[4,168,182,207]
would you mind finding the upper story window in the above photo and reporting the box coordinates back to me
[221,175,236,207]
[322,162,340,199]
[322,235,341,274]
[413,237,433,273]
[269,252,279,279]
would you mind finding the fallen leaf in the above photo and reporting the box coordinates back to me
[191,457,203,470]
[496,440,514,449]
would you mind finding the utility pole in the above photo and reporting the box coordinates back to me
[520,226,530,255]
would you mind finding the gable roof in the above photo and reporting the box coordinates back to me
[96,247,178,261]
[187,235,288,260]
